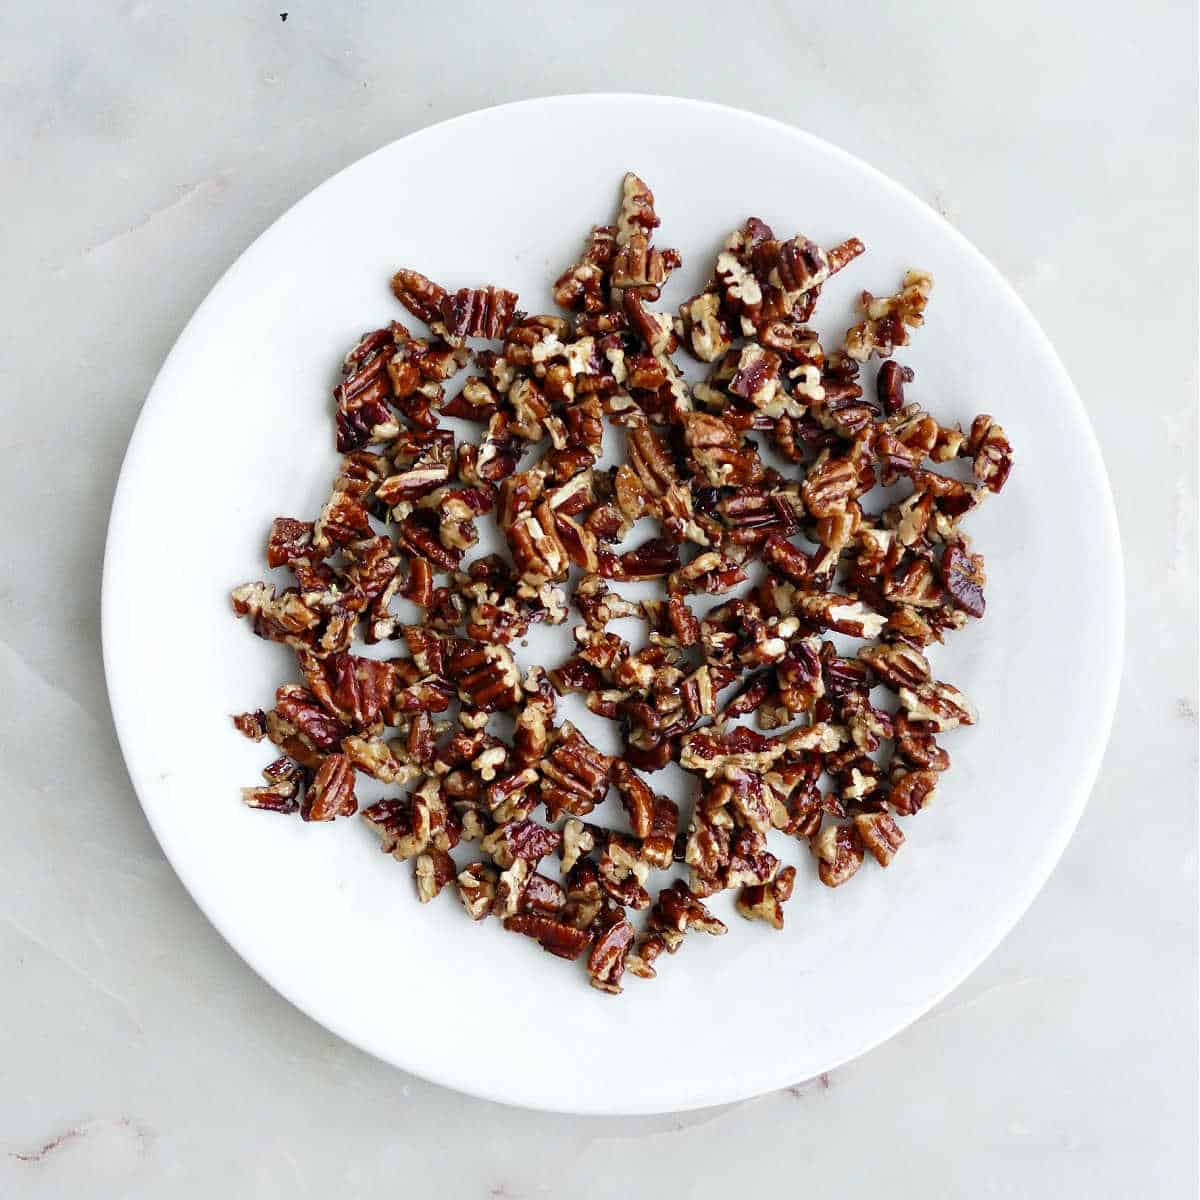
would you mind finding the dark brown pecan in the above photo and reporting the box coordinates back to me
[521,872,567,915]
[301,753,357,821]
[854,812,905,866]
[616,171,661,242]
[503,913,591,960]
[456,862,498,919]
[845,270,933,361]
[966,414,1013,493]
[391,268,447,324]
[735,865,797,930]
[561,860,605,930]
[334,328,401,452]
[676,291,732,362]
[812,822,865,887]
[299,651,394,731]
[598,835,651,909]
[588,908,636,994]
[876,360,914,416]
[232,710,267,741]
[273,684,350,752]
[414,848,456,902]
[554,225,617,313]
[438,286,519,339]
[266,518,315,568]
[899,680,977,731]
[541,724,612,821]
[241,755,304,813]
[889,767,940,815]
[599,537,680,583]
[447,641,522,713]
[940,541,987,618]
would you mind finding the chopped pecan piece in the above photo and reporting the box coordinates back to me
[588,908,636,994]
[456,862,498,920]
[854,812,905,866]
[844,269,933,361]
[811,822,865,887]
[503,913,591,960]
[415,848,456,902]
[301,753,357,821]
[736,865,797,929]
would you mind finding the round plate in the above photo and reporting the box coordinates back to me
[103,95,1123,1114]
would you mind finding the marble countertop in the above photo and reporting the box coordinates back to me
[3,3,1195,1196]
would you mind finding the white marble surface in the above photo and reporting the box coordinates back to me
[2,2,1195,1196]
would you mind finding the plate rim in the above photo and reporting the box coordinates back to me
[101,92,1126,1114]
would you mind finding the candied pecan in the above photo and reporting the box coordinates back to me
[503,913,591,960]
[858,641,931,691]
[266,518,315,568]
[641,796,679,870]
[669,551,747,596]
[683,412,762,487]
[854,812,905,866]
[456,862,498,920]
[736,865,797,930]
[561,860,605,930]
[801,448,864,518]
[447,640,522,713]
[796,592,887,639]
[599,537,680,582]
[333,328,402,452]
[811,822,865,887]
[598,835,652,909]
[232,710,267,741]
[899,680,977,731]
[301,753,357,821]
[521,872,567,915]
[940,541,987,617]
[888,767,939,815]
[611,232,677,294]
[437,285,519,340]
[893,715,951,772]
[230,582,320,649]
[676,291,732,362]
[485,767,540,823]
[726,827,780,888]
[341,734,421,785]
[391,268,447,324]
[273,684,350,753]
[616,171,660,243]
[506,503,570,586]
[965,414,1013,493]
[588,907,636,994]
[493,858,531,918]
[298,651,393,731]
[554,225,617,313]
[541,724,612,820]
[559,818,596,876]
[414,848,456,902]
[241,755,303,814]
[656,880,727,941]
[480,818,561,869]
[845,270,933,361]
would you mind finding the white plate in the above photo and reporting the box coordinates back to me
[103,95,1123,1114]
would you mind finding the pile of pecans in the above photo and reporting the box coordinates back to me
[231,173,1013,994]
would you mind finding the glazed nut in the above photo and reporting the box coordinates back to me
[811,823,865,887]
[503,912,592,960]
[300,753,357,821]
[853,812,905,866]
[588,909,636,993]
[898,681,977,731]
[888,767,939,815]
[736,865,797,929]
[456,863,498,919]
[415,848,457,901]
